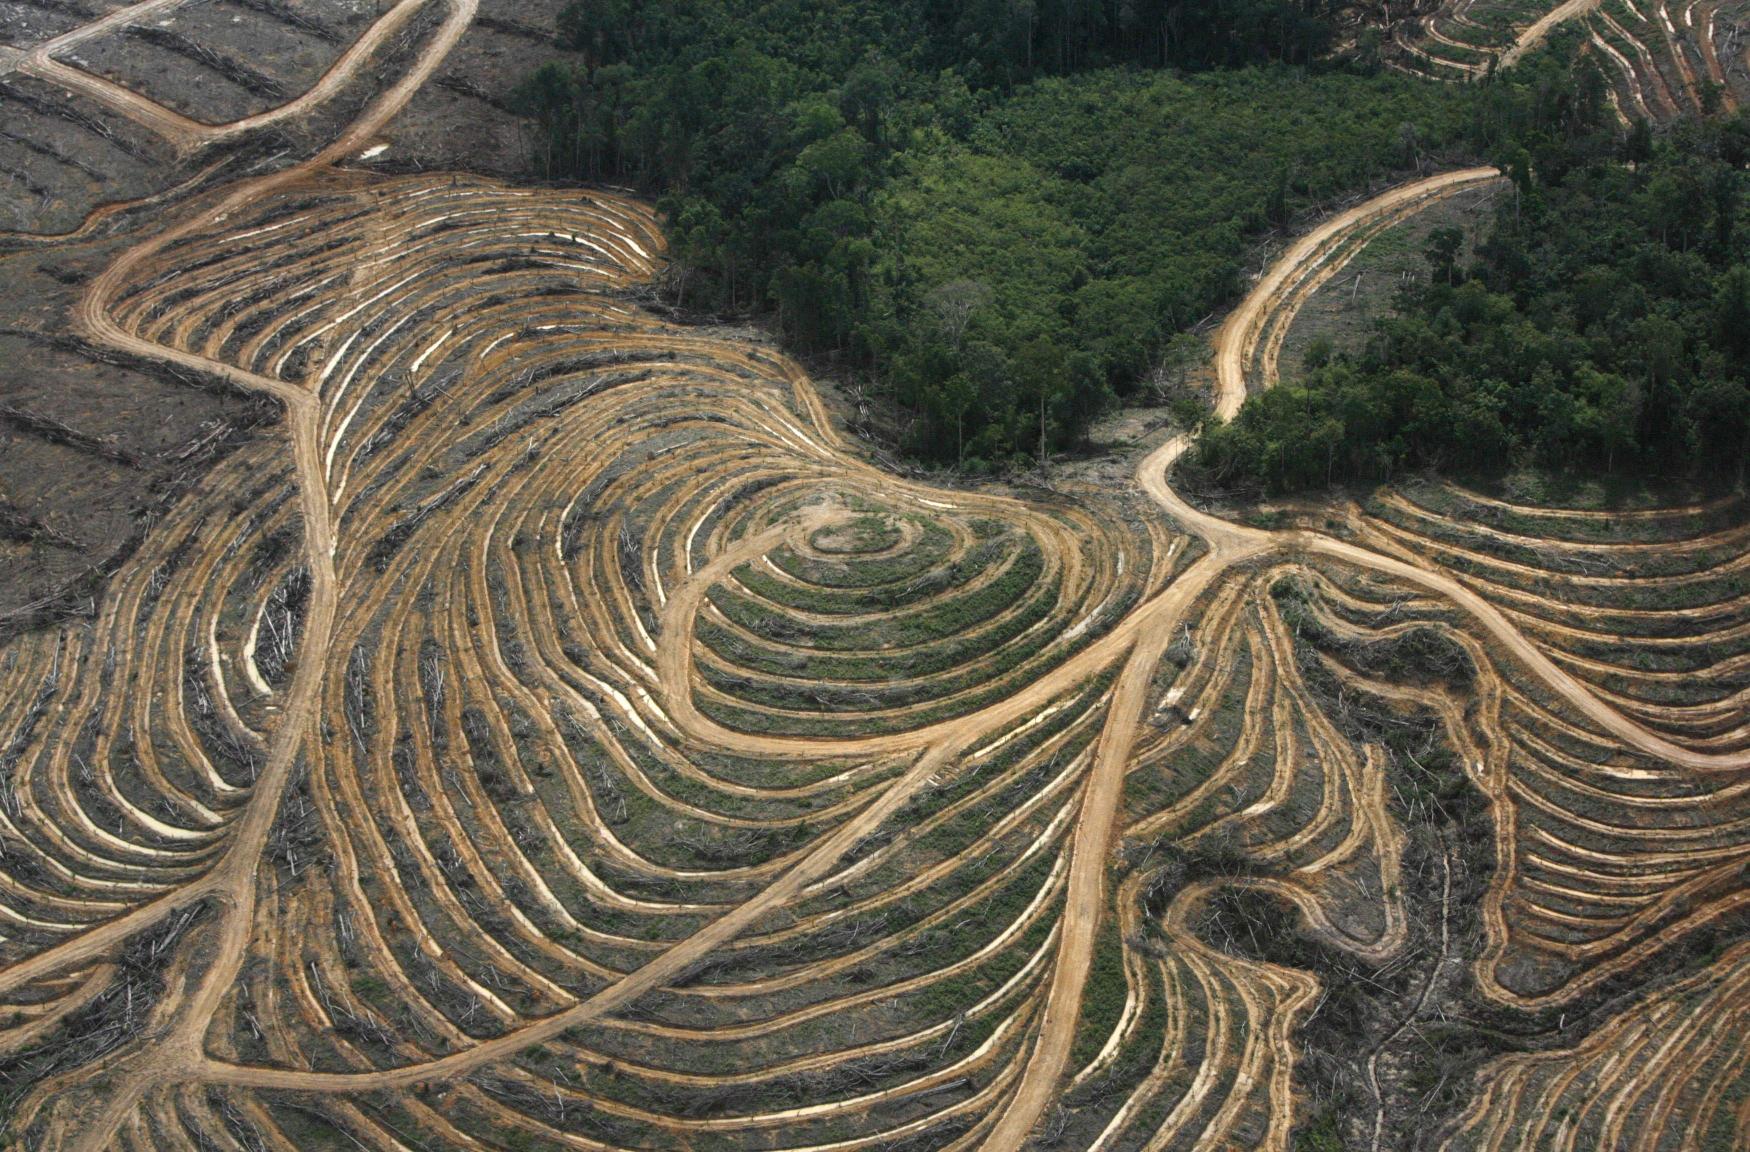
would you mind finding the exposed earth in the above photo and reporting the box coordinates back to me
[0,3,1747,1152]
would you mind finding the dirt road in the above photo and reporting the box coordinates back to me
[32,3,478,1148]
[1501,0,1606,66]
[987,161,1748,1149]
[9,0,448,153]
[170,163,1750,1149]
[4,9,1746,1147]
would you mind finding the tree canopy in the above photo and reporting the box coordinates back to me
[1195,112,1750,492]
[512,8,1708,475]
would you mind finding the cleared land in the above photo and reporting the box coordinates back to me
[1392,0,1750,121]
[0,3,1745,1152]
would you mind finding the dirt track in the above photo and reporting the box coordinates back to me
[1,2,476,1147]
[0,5,1746,1150]
[1398,0,1742,120]
[1500,0,1605,66]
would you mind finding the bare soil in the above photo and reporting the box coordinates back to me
[0,0,567,629]
[0,8,1744,1152]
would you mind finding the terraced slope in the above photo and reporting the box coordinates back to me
[1392,0,1750,119]
[1446,938,1750,1149]
[0,5,1745,1152]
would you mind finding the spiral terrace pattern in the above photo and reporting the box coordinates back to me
[1,8,1749,1152]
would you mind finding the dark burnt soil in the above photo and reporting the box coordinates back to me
[0,0,572,630]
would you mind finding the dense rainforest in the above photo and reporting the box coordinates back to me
[512,3,1740,481]
[1195,115,1750,491]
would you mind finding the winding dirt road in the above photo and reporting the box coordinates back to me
[7,0,449,153]
[14,2,478,1148]
[1005,160,1750,1149]
[2,7,1746,1149]
[1153,163,1750,773]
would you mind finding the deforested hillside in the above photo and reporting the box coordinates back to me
[0,3,1745,1151]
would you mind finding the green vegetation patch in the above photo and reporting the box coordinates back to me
[1198,109,1750,492]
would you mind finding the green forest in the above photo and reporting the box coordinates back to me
[513,3,1746,483]
[1195,116,1750,491]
